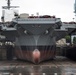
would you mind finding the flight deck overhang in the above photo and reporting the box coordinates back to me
[13,18,61,24]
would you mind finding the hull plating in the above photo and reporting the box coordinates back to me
[15,46,56,63]
[14,24,56,63]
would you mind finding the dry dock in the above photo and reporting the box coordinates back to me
[0,56,76,75]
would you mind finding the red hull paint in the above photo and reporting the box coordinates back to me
[15,49,56,63]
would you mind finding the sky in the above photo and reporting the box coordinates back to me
[0,0,75,22]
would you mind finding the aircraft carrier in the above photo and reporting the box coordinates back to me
[0,0,76,75]
[0,0,72,63]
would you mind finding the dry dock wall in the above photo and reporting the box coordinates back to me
[65,46,76,61]
[0,45,14,60]
[0,46,7,60]
[0,45,76,61]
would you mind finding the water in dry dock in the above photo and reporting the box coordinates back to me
[0,56,76,75]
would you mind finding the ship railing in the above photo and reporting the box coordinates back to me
[15,18,60,21]
[13,18,61,24]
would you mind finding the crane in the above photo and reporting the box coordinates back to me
[74,0,76,13]
[2,0,19,10]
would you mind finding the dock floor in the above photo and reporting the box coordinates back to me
[0,56,76,75]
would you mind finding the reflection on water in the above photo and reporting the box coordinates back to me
[0,56,75,75]
[61,66,76,75]
[0,66,76,75]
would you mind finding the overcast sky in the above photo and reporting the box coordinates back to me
[0,0,75,22]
